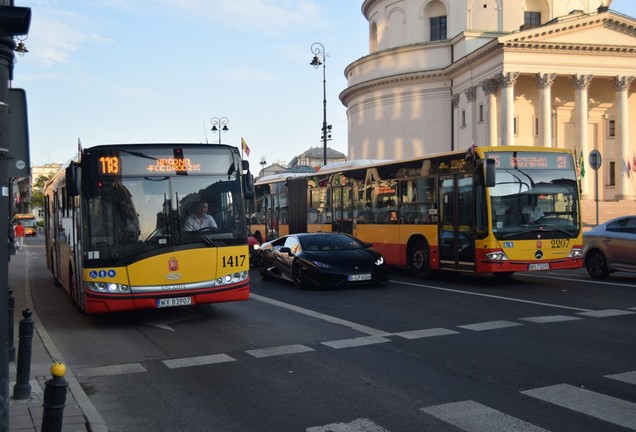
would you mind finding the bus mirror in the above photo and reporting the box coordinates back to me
[66,162,81,196]
[243,172,254,200]
[483,158,496,187]
[242,160,250,172]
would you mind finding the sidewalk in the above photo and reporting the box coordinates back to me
[8,243,108,432]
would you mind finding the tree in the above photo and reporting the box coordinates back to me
[30,174,51,211]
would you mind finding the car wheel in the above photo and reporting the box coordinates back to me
[257,254,270,280]
[411,239,432,279]
[585,249,609,279]
[292,261,306,289]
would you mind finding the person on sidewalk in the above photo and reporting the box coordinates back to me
[14,221,25,251]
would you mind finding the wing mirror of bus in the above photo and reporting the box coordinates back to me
[66,161,81,196]
[483,158,496,187]
[242,160,250,172]
[243,171,255,200]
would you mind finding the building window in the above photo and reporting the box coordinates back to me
[430,16,447,41]
[513,117,518,136]
[534,117,539,137]
[609,119,615,137]
[461,110,466,127]
[478,104,484,122]
[524,12,541,27]
[608,161,615,186]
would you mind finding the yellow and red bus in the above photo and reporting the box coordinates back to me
[252,146,584,278]
[44,143,255,313]
[13,213,38,236]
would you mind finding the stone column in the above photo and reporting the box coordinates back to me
[571,74,593,198]
[613,76,634,200]
[452,93,460,151]
[499,72,519,146]
[465,86,477,147]
[481,79,499,147]
[535,73,557,148]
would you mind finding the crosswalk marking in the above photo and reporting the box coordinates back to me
[246,344,314,358]
[321,336,391,349]
[519,315,581,323]
[606,371,636,385]
[457,320,522,331]
[307,418,390,432]
[421,400,551,432]
[393,327,459,339]
[162,353,235,368]
[577,309,635,318]
[521,383,636,429]
[76,363,147,377]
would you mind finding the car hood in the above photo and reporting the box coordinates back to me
[302,249,381,269]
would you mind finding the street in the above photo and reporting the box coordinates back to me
[19,236,636,431]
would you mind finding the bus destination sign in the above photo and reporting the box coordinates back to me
[487,152,572,170]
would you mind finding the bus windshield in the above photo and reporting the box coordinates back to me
[489,166,579,238]
[83,173,246,263]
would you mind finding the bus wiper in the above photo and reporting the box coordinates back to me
[531,226,575,236]
[126,216,171,264]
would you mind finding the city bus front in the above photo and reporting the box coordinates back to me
[77,144,251,313]
[479,149,584,275]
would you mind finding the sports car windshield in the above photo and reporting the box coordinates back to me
[299,235,365,251]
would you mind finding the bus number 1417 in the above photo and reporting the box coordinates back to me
[222,255,247,268]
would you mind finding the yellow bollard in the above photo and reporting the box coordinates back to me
[41,362,68,432]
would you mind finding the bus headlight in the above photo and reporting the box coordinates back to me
[568,248,583,258]
[215,271,249,287]
[485,251,509,261]
[86,281,130,293]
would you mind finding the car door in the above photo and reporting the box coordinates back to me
[276,236,300,280]
[607,216,636,272]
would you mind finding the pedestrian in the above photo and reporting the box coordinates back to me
[14,221,25,251]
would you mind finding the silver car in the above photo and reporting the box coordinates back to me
[583,215,636,278]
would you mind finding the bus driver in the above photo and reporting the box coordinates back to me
[184,200,218,231]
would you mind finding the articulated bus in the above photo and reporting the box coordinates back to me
[13,213,38,236]
[251,146,584,278]
[44,143,255,314]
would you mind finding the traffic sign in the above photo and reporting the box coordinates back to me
[589,149,602,170]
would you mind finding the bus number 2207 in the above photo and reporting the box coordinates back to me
[222,255,247,268]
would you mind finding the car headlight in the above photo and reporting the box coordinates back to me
[86,281,130,293]
[375,256,384,266]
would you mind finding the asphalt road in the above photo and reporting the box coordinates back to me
[25,236,636,431]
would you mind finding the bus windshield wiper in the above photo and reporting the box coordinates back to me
[178,215,218,247]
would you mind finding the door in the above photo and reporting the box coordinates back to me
[438,174,475,271]
[332,185,353,234]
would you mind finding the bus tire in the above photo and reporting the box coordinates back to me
[70,269,85,314]
[411,239,431,279]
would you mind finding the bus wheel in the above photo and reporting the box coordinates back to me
[292,261,306,290]
[70,271,85,314]
[411,239,431,279]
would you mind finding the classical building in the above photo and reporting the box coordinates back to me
[341,0,636,206]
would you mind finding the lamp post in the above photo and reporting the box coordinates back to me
[210,117,229,144]
[310,42,329,166]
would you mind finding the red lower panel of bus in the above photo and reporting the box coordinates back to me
[82,281,250,314]
[475,248,583,274]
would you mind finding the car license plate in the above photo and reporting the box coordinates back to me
[348,274,372,281]
[157,297,192,308]
[528,263,550,271]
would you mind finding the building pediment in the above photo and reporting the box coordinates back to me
[499,11,636,52]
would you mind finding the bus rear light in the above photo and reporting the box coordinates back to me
[86,281,130,293]
[485,251,509,261]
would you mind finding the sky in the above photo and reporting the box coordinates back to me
[11,0,636,170]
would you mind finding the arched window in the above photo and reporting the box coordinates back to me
[424,0,448,41]
[370,21,378,53]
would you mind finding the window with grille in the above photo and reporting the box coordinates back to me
[430,16,447,41]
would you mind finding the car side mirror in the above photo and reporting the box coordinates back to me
[279,246,292,255]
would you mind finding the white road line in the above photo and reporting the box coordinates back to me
[606,371,636,385]
[246,344,314,358]
[421,400,551,432]
[250,293,390,336]
[307,418,390,432]
[76,363,147,377]
[321,336,391,349]
[393,327,459,339]
[577,309,636,318]
[458,320,523,331]
[391,280,592,312]
[519,315,582,323]
[162,353,235,368]
[521,384,636,430]
[518,273,636,288]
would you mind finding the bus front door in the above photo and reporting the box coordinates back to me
[332,185,353,234]
[439,174,475,271]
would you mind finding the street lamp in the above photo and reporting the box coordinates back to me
[210,117,229,144]
[310,42,329,166]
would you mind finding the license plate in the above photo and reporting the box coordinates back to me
[348,274,372,281]
[157,297,192,308]
[528,263,550,271]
